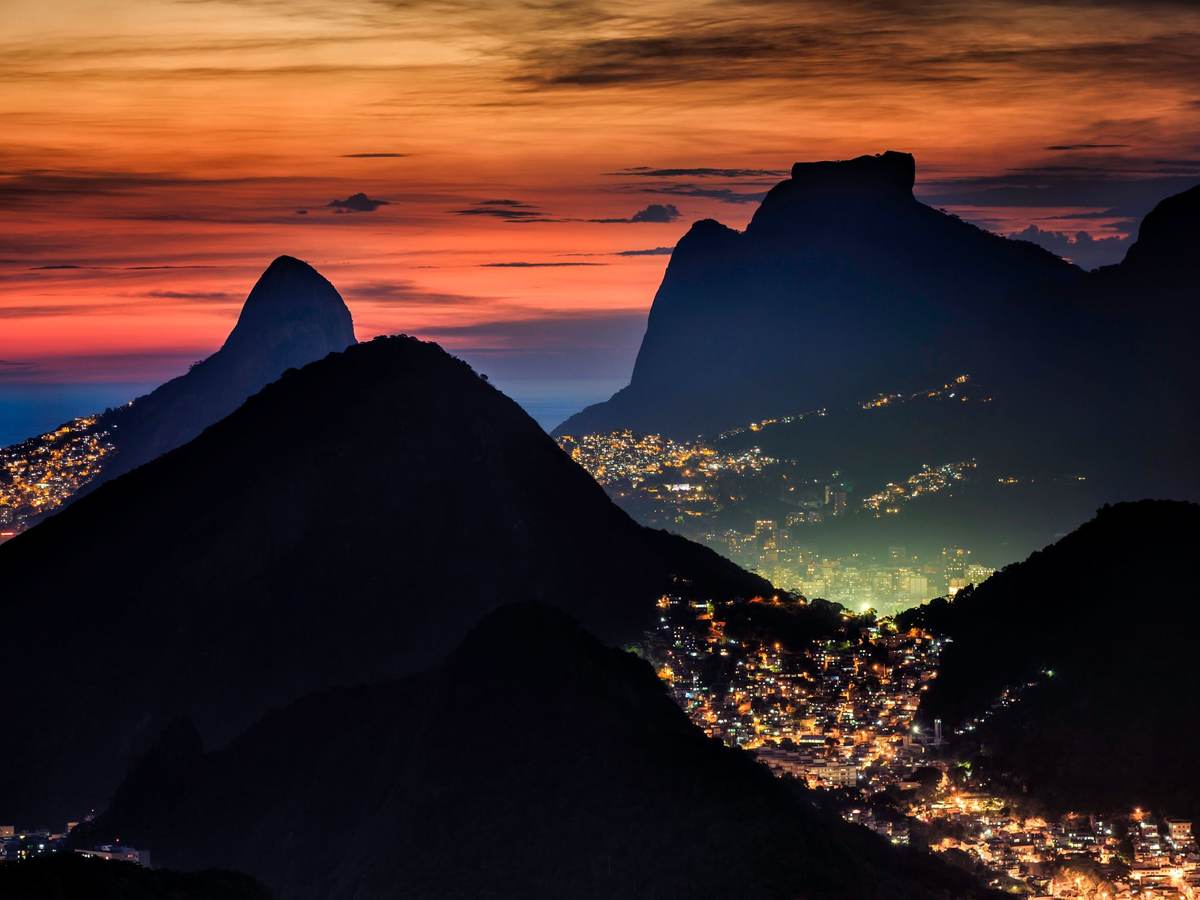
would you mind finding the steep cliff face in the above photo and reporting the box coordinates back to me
[554,153,1200,551]
[1115,183,1198,279]
[556,152,1084,439]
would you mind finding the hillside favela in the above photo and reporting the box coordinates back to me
[1,2,1198,900]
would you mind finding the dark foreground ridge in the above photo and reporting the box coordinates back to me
[901,500,1200,818]
[0,335,769,824]
[85,604,999,900]
[0,855,270,900]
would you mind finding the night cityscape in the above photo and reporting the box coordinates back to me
[1,1,1198,898]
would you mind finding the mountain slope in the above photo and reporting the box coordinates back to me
[901,500,1200,817]
[0,336,769,824]
[0,857,270,900]
[555,151,1086,439]
[98,254,357,482]
[553,152,1199,557]
[84,604,998,900]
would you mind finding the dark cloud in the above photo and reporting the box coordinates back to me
[0,303,122,319]
[124,264,219,270]
[452,199,558,221]
[613,167,786,178]
[647,184,766,204]
[920,159,1200,215]
[327,192,389,212]
[1045,144,1130,151]
[340,152,407,158]
[0,359,40,380]
[509,6,1200,107]
[349,280,493,308]
[29,264,87,270]
[616,246,674,256]
[0,168,301,212]
[1008,224,1130,270]
[630,203,680,223]
[590,202,681,223]
[145,290,238,303]
[0,350,204,385]
[481,261,607,268]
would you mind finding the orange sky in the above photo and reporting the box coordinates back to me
[1,0,1198,424]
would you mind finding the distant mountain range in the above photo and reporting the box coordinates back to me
[80,603,997,900]
[900,500,1200,819]
[554,152,1199,558]
[0,334,768,825]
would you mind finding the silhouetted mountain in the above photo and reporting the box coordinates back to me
[556,151,1083,439]
[899,500,1200,817]
[0,336,770,825]
[1112,183,1199,281]
[86,604,997,900]
[554,152,1200,557]
[0,856,270,900]
[98,254,356,482]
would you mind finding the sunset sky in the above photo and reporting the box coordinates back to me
[2,0,1198,438]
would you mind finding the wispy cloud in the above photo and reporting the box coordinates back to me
[452,199,561,222]
[348,280,495,307]
[144,289,239,302]
[645,184,766,204]
[481,261,607,268]
[612,167,786,178]
[616,246,673,256]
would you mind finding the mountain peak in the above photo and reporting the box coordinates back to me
[0,329,769,823]
[222,254,356,354]
[77,255,357,486]
[1120,183,1199,275]
[789,150,916,196]
[746,151,918,238]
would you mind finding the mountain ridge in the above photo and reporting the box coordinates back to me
[0,334,769,825]
[81,603,1000,900]
[900,500,1200,817]
[556,151,1091,439]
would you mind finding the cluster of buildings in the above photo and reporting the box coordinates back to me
[556,429,773,488]
[643,594,945,791]
[556,429,783,528]
[558,429,870,538]
[712,534,994,615]
[559,429,995,616]
[0,820,148,867]
[912,794,1200,897]
[0,416,113,540]
[644,591,1199,898]
[860,460,977,517]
